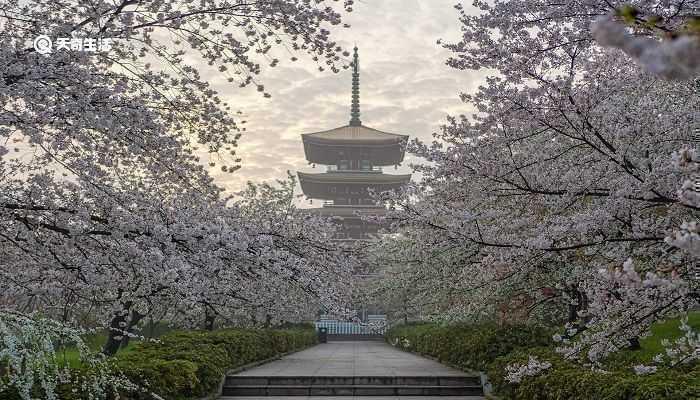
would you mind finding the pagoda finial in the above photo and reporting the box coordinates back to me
[349,46,362,126]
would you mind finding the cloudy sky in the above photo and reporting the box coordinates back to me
[207,0,484,203]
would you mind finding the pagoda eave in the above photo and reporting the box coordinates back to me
[301,124,408,166]
[297,171,411,200]
[297,171,411,185]
[307,206,388,218]
[301,135,407,146]
[302,141,406,166]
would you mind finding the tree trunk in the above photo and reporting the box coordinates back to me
[121,309,145,349]
[567,287,579,324]
[565,285,590,338]
[204,305,216,331]
[147,317,156,338]
[628,337,641,350]
[103,303,131,356]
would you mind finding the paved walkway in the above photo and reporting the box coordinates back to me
[223,341,485,400]
[222,397,482,400]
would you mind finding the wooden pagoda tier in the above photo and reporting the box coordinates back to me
[305,205,388,240]
[297,171,411,202]
[302,124,408,166]
[305,205,387,217]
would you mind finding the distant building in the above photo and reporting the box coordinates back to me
[298,47,411,240]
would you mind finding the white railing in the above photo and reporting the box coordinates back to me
[326,166,383,173]
[315,319,387,335]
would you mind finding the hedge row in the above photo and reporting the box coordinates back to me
[117,327,317,399]
[385,323,700,400]
[487,347,700,400]
[0,326,317,400]
[385,322,553,371]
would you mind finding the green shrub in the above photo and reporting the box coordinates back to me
[1,327,316,400]
[1,363,126,400]
[116,327,317,399]
[387,322,700,400]
[385,322,552,371]
[488,347,700,400]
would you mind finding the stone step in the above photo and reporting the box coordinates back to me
[225,375,482,387]
[220,397,486,400]
[327,334,384,341]
[222,384,484,397]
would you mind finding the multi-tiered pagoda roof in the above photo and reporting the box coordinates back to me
[297,47,411,240]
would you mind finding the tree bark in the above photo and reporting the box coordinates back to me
[204,304,216,331]
[103,303,131,356]
[565,284,590,338]
[121,309,145,349]
[628,337,641,350]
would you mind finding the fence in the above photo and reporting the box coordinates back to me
[315,319,387,336]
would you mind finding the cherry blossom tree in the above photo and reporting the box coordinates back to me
[0,310,136,400]
[166,176,354,332]
[591,5,700,80]
[2,0,353,181]
[1,1,355,398]
[374,0,699,373]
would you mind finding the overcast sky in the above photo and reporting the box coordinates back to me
[206,0,484,202]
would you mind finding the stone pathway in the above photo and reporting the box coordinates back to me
[221,397,483,400]
[220,341,485,399]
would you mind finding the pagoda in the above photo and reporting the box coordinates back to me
[298,47,411,240]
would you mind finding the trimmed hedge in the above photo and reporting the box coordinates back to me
[387,323,700,400]
[487,347,700,400]
[0,327,316,400]
[116,327,317,399]
[385,322,553,371]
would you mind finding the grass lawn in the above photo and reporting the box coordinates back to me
[55,332,136,367]
[639,311,700,355]
[605,310,700,367]
[55,322,173,367]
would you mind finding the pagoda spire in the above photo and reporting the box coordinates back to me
[349,46,362,126]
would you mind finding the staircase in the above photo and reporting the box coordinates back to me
[221,375,484,397]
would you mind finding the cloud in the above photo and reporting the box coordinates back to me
[205,0,484,202]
